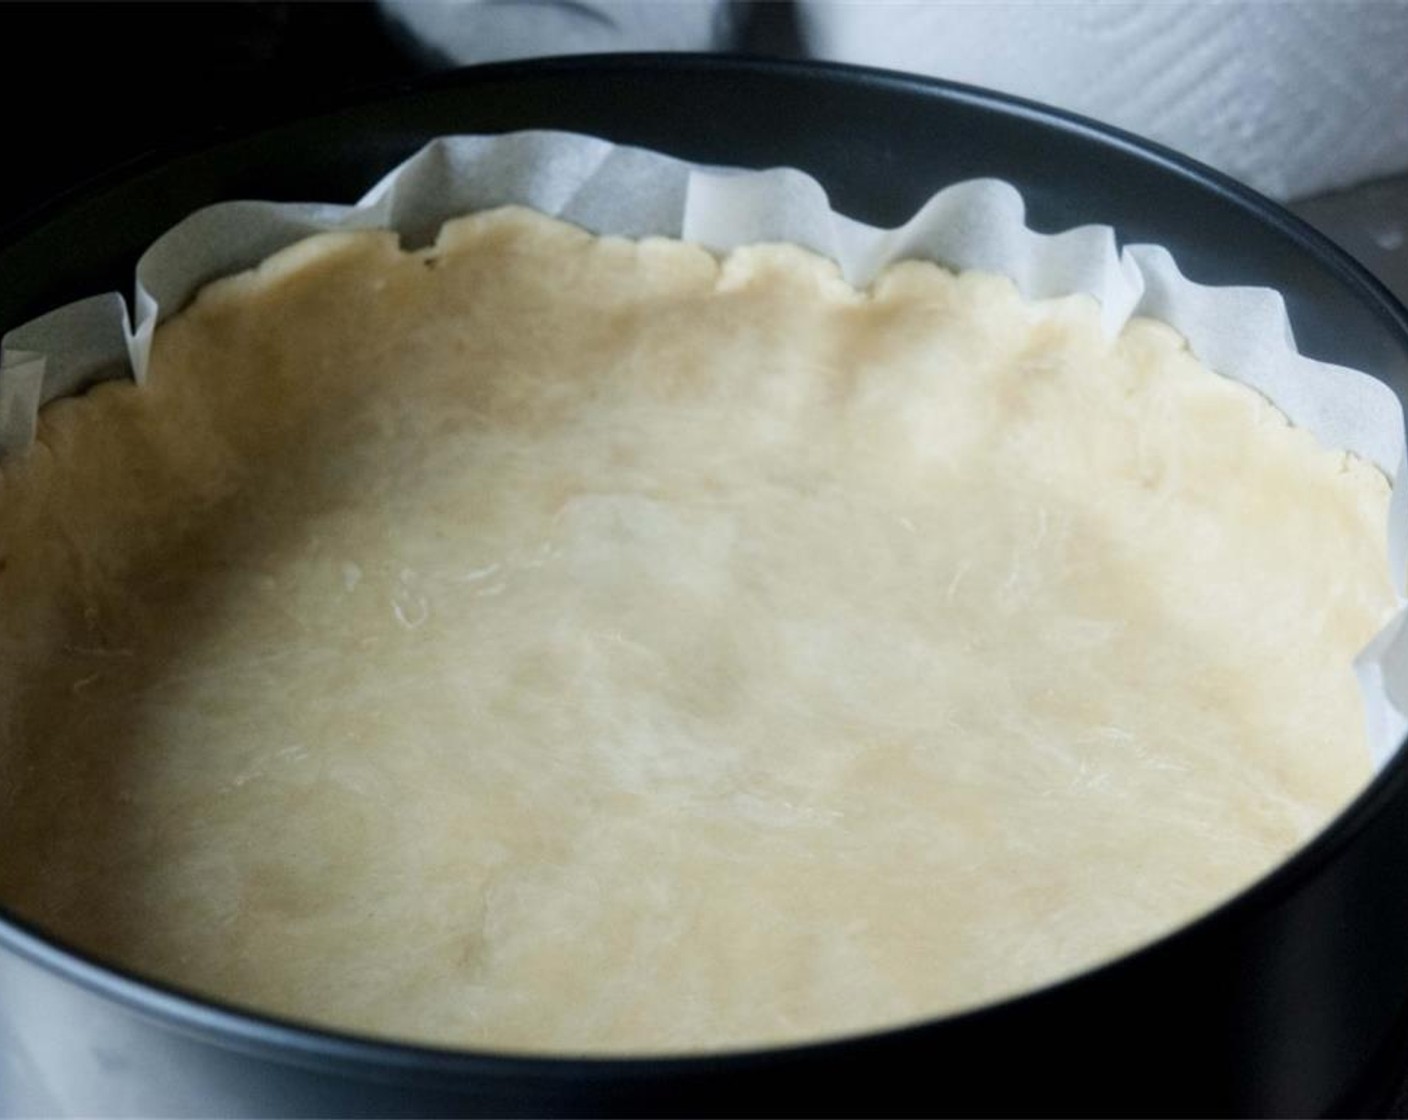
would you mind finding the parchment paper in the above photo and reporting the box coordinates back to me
[3,129,1406,765]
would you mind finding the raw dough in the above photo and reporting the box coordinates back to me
[0,207,1395,1053]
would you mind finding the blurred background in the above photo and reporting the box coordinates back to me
[1,1,1406,307]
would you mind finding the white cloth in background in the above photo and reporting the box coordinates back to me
[381,0,734,64]
[796,1,1408,201]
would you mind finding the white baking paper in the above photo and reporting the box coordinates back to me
[3,129,1406,765]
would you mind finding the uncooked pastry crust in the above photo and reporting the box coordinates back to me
[0,207,1395,1053]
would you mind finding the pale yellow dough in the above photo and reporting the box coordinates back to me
[0,207,1395,1054]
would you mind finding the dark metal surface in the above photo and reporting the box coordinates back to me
[1294,174,1408,310]
[4,46,1408,1120]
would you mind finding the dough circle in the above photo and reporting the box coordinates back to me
[0,207,1394,1053]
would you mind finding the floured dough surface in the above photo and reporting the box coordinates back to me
[0,207,1395,1053]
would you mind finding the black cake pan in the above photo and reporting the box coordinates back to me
[2,55,1408,1118]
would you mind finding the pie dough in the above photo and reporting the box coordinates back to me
[0,207,1395,1053]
